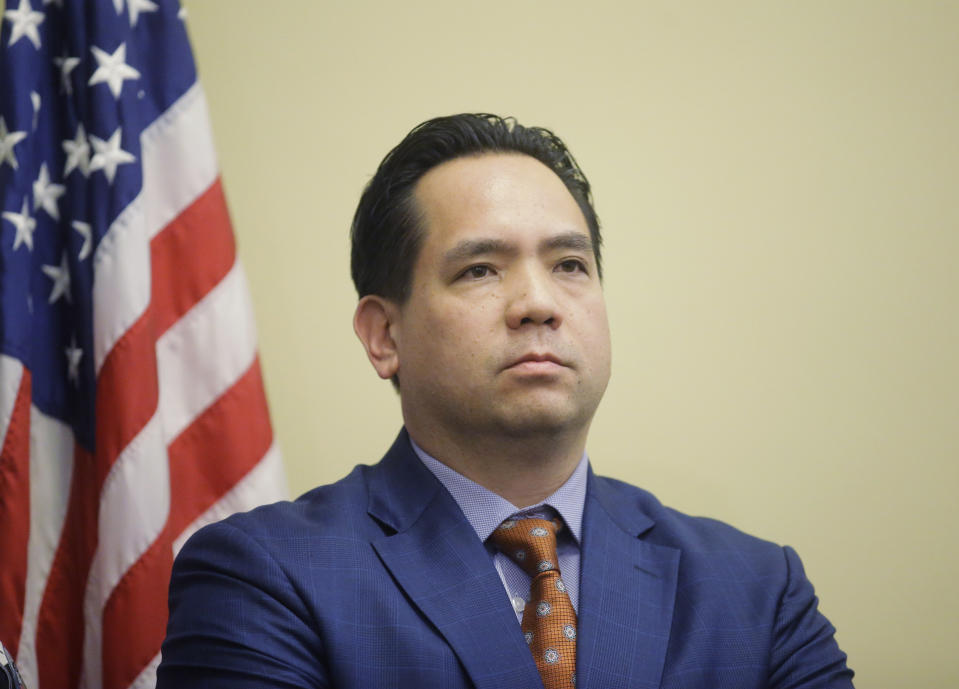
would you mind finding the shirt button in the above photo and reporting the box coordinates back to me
[512,596,526,612]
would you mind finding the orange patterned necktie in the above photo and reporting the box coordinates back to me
[489,517,577,688]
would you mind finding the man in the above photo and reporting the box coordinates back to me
[157,114,854,688]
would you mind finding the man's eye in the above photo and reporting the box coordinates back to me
[556,259,587,274]
[463,265,492,279]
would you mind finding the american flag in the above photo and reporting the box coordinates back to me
[0,1,287,688]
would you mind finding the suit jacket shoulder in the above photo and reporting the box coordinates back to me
[579,472,854,689]
[591,472,785,560]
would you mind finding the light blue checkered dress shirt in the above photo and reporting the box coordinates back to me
[411,439,587,622]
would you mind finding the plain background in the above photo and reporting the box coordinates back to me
[10,0,957,686]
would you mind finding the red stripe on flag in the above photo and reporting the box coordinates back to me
[164,359,274,537]
[150,178,236,335]
[93,313,161,484]
[34,444,96,689]
[0,369,32,654]
[101,358,274,689]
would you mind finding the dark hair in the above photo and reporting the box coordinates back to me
[350,113,602,302]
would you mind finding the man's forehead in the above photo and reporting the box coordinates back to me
[412,153,589,241]
[415,151,561,193]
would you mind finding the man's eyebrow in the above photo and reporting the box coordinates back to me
[443,238,515,264]
[442,232,594,266]
[540,232,593,254]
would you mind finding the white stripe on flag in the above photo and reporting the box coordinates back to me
[0,355,24,439]
[129,652,160,689]
[16,407,76,689]
[156,261,259,444]
[141,84,218,242]
[90,195,150,375]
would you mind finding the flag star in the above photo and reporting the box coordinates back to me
[3,0,44,49]
[88,43,141,99]
[127,0,158,26]
[89,127,135,183]
[65,336,83,386]
[178,6,187,20]
[73,220,92,260]
[41,252,71,304]
[3,198,37,251]
[63,122,91,177]
[0,116,27,170]
[54,54,81,94]
[33,163,66,220]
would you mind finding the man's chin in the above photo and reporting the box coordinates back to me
[491,399,588,439]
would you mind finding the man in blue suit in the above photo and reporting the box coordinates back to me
[157,114,854,688]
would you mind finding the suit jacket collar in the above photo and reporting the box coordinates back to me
[367,429,546,689]
[576,467,680,688]
[365,430,680,689]
[365,428,442,533]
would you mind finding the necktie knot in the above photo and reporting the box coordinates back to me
[489,517,562,579]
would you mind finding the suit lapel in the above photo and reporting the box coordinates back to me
[367,431,544,689]
[576,472,680,689]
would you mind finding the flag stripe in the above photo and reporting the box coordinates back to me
[93,313,160,484]
[102,357,275,689]
[165,359,275,539]
[140,83,218,243]
[156,261,258,444]
[91,206,153,376]
[25,422,87,689]
[0,359,31,654]
[0,355,25,441]
[149,178,236,335]
[129,654,161,689]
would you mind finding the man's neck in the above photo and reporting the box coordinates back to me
[405,425,588,508]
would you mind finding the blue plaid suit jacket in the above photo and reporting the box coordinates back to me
[157,429,853,688]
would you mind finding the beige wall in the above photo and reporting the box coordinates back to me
[183,1,954,685]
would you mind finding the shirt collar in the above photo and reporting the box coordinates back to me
[410,437,587,545]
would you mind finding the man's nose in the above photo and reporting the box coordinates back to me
[504,265,563,330]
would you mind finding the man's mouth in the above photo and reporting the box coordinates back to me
[505,353,567,373]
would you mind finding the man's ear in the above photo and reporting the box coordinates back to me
[353,295,401,380]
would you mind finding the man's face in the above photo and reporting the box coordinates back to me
[391,153,611,443]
